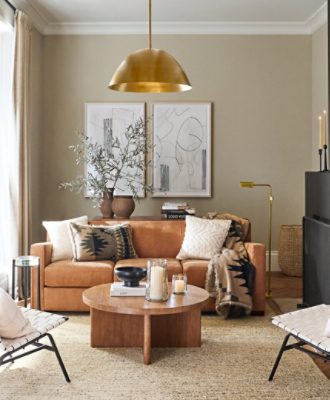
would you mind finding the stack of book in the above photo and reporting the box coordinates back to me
[110,282,146,297]
[161,202,196,220]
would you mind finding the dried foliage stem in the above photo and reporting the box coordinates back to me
[59,118,152,206]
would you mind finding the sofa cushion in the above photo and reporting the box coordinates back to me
[42,216,88,262]
[181,259,209,288]
[45,260,114,288]
[177,216,231,260]
[115,258,182,281]
[69,223,137,262]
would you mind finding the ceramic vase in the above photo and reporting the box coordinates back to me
[112,195,135,218]
[99,191,114,218]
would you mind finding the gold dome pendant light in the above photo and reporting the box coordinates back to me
[108,0,192,93]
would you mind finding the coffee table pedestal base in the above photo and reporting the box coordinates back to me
[90,308,202,364]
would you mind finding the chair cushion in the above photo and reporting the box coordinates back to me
[0,289,36,339]
[176,216,231,260]
[45,260,114,288]
[69,222,137,262]
[181,259,209,288]
[115,258,182,281]
[42,215,88,262]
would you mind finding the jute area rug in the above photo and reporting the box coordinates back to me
[1,305,329,400]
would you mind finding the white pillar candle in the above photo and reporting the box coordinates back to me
[174,279,185,293]
[323,110,327,146]
[150,266,164,300]
[319,115,323,148]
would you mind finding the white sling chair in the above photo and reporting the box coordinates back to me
[0,307,70,382]
[269,304,330,381]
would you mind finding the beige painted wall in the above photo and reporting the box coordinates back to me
[38,34,312,248]
[312,24,328,170]
[30,28,43,243]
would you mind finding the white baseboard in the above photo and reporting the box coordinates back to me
[266,251,280,272]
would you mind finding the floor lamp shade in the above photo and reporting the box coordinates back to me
[240,181,255,188]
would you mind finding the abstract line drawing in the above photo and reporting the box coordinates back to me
[85,103,145,197]
[152,103,211,197]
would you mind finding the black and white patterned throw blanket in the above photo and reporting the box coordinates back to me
[205,213,255,318]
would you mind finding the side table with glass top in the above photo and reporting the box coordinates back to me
[12,256,40,309]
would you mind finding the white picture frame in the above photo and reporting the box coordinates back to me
[85,102,145,197]
[152,102,212,197]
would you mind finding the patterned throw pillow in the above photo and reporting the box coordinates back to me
[69,223,137,262]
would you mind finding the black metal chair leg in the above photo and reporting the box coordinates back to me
[0,353,14,367]
[46,333,71,382]
[269,333,291,381]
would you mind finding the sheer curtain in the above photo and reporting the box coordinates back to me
[0,20,16,291]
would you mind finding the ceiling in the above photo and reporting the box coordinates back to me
[12,0,327,35]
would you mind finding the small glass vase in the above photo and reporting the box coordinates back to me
[145,259,168,302]
[172,274,187,295]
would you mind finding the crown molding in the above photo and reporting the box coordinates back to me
[305,2,327,34]
[11,0,48,33]
[12,1,328,36]
[43,21,312,36]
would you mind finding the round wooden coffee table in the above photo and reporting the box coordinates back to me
[83,283,209,364]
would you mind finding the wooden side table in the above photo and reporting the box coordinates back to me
[12,256,40,309]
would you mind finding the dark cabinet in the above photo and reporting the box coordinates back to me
[303,172,330,306]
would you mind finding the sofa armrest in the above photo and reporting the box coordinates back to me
[244,242,266,314]
[30,242,53,309]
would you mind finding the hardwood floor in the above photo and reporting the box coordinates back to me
[269,271,302,299]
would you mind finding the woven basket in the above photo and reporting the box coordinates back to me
[278,225,302,277]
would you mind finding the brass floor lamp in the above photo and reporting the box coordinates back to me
[240,181,273,298]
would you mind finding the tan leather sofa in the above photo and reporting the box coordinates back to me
[30,219,266,314]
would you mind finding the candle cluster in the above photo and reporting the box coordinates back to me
[318,110,327,149]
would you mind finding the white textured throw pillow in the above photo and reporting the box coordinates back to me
[43,216,88,262]
[177,216,231,260]
[0,288,36,339]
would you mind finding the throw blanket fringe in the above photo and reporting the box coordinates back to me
[205,216,255,318]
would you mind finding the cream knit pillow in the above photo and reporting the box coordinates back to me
[0,289,36,339]
[177,216,231,260]
[43,216,88,262]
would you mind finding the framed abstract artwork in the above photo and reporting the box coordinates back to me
[152,102,212,197]
[85,102,145,197]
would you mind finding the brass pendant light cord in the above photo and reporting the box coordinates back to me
[148,0,152,49]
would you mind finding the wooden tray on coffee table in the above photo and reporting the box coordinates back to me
[83,283,209,365]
